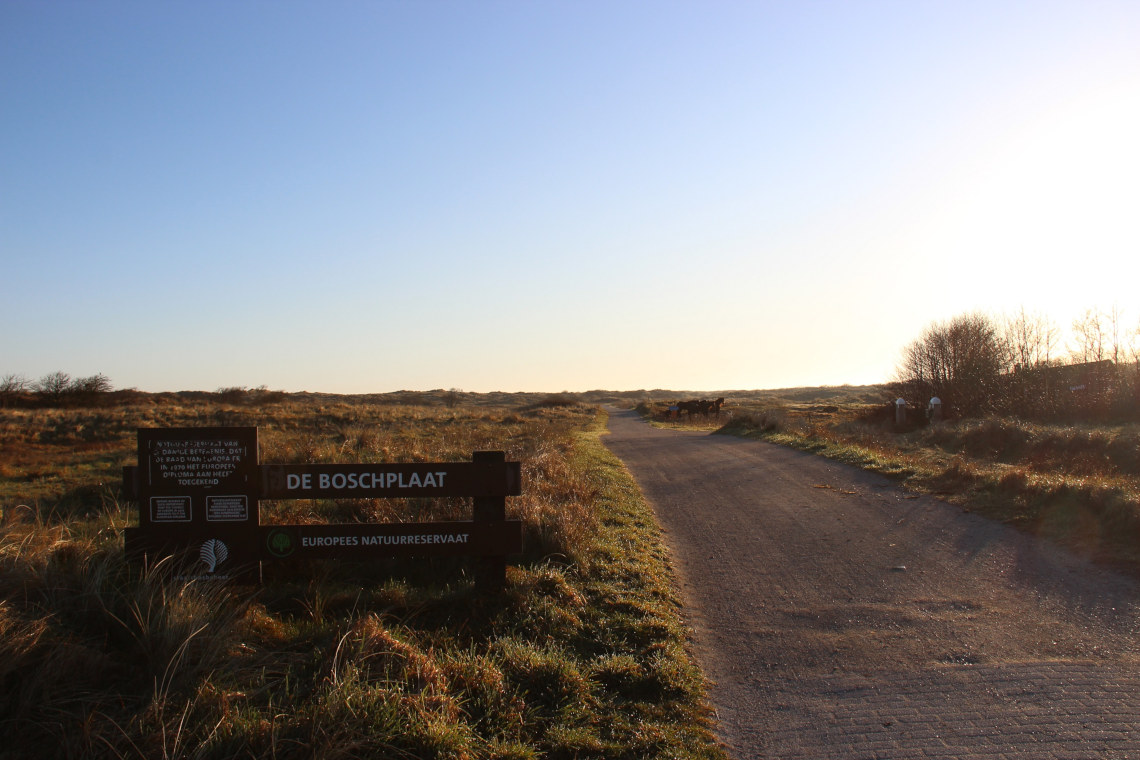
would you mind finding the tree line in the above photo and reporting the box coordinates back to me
[0,375,299,409]
[0,371,114,408]
[891,307,1140,421]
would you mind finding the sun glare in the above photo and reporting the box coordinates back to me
[911,73,1140,314]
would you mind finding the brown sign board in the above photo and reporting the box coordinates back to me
[126,521,522,567]
[128,427,261,576]
[135,427,258,528]
[259,461,521,500]
[123,428,522,591]
[261,521,522,561]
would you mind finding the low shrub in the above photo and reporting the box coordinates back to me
[719,408,789,434]
[534,393,581,409]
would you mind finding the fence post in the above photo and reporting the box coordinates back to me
[473,450,508,593]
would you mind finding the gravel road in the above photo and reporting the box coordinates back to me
[602,407,1140,759]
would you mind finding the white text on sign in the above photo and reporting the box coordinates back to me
[285,471,449,491]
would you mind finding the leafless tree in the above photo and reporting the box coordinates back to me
[0,374,29,407]
[894,312,1010,416]
[35,371,73,403]
[1,374,28,393]
[1002,309,1065,416]
[1070,308,1109,364]
[1070,306,1135,365]
[1005,308,1058,369]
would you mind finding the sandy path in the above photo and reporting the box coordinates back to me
[602,407,1140,759]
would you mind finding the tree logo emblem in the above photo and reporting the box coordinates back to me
[200,539,229,573]
[266,528,296,558]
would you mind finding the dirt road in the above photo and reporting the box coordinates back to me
[602,408,1140,759]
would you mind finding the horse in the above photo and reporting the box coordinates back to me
[677,399,702,419]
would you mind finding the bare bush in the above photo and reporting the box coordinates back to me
[34,371,72,404]
[894,312,1009,417]
[0,374,28,393]
[19,372,115,408]
[0,374,29,408]
[74,374,112,394]
[534,393,581,409]
[894,307,1139,422]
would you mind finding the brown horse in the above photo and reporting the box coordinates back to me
[677,398,725,419]
[677,399,702,419]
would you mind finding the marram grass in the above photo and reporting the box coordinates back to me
[0,396,726,760]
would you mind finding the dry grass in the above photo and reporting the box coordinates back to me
[0,394,724,760]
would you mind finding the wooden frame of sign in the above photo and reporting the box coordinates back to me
[123,427,522,592]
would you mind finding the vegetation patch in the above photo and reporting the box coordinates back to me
[0,394,724,759]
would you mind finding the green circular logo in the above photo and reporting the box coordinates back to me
[266,528,296,558]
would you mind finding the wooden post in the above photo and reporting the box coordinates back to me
[473,450,508,593]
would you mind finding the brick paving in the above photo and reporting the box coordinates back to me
[602,409,1140,760]
[719,662,1140,759]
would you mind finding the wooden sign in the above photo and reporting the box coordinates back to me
[259,461,521,499]
[260,521,522,561]
[136,427,258,527]
[123,428,522,590]
[125,427,259,580]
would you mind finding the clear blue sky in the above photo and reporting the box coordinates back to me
[3,1,1138,393]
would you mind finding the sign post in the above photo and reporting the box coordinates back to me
[123,427,523,591]
[473,450,509,592]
